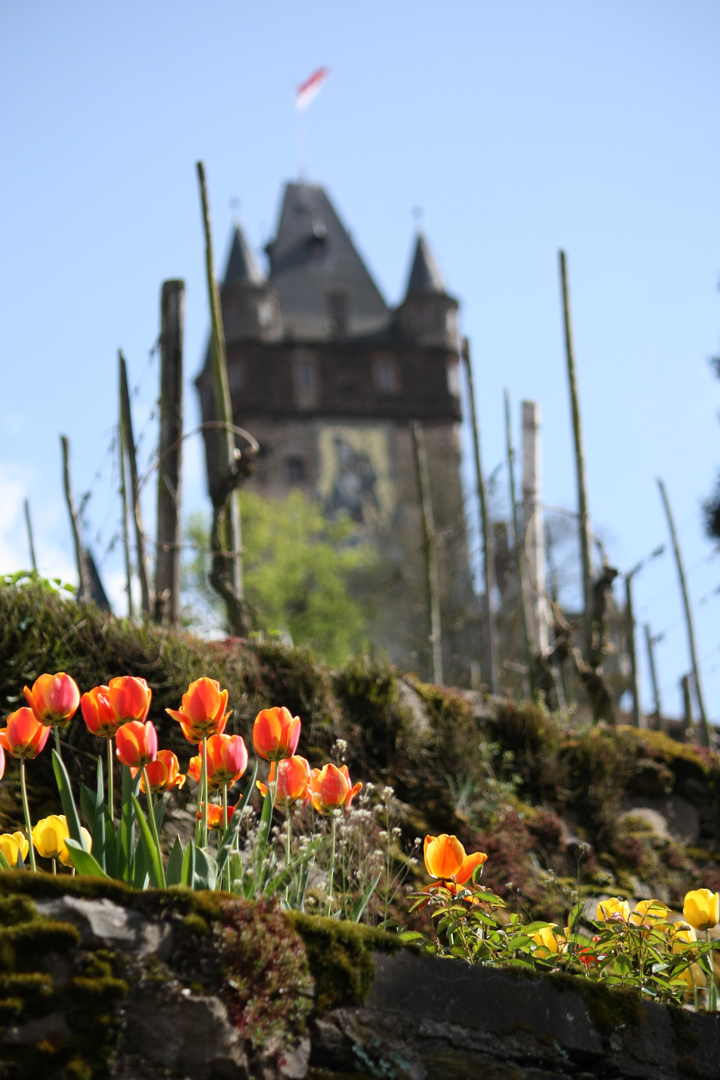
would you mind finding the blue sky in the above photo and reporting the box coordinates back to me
[1,1,719,720]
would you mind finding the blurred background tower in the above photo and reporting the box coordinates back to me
[197,180,480,684]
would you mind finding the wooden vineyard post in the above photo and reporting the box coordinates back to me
[624,571,645,728]
[23,499,37,572]
[119,351,152,616]
[657,478,712,747]
[461,337,499,693]
[411,420,444,686]
[60,435,91,602]
[155,280,185,626]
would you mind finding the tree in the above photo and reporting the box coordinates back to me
[183,489,375,665]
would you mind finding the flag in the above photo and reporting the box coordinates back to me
[296,67,329,112]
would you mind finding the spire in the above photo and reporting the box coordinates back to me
[404,232,446,297]
[223,224,265,286]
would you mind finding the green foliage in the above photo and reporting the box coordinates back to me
[184,489,375,664]
[217,897,314,1050]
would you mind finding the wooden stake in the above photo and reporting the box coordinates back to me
[60,435,91,602]
[411,420,443,686]
[657,477,712,747]
[118,378,133,619]
[644,623,666,732]
[119,351,152,616]
[196,161,249,636]
[504,390,534,691]
[624,572,645,728]
[23,499,37,572]
[681,673,694,742]
[559,251,593,652]
[461,337,499,693]
[155,280,185,626]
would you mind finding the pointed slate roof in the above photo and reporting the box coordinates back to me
[404,232,447,297]
[267,182,390,340]
[223,223,265,286]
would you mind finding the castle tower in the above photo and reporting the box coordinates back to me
[196,182,479,684]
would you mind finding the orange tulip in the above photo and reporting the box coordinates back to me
[257,755,312,806]
[0,743,4,781]
[0,707,51,759]
[195,802,235,830]
[23,672,80,729]
[166,677,231,742]
[252,706,301,761]
[107,676,152,725]
[135,749,186,794]
[115,720,158,768]
[80,685,121,738]
[307,763,361,814]
[204,734,248,788]
[423,834,487,885]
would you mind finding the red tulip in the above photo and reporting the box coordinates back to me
[115,720,158,768]
[80,685,121,738]
[166,677,231,742]
[257,755,312,806]
[0,707,51,759]
[307,763,361,814]
[135,749,185,794]
[107,676,152,725]
[252,707,301,761]
[0,743,5,780]
[191,734,248,789]
[23,672,80,729]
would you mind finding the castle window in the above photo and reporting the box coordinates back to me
[372,355,400,394]
[292,352,320,409]
[326,290,348,338]
[285,457,305,484]
[228,361,245,392]
[258,300,273,328]
[446,360,460,398]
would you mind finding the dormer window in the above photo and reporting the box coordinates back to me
[326,291,348,339]
[285,457,306,484]
[372,354,400,394]
[292,352,320,409]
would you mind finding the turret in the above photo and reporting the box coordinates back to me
[395,232,458,348]
[220,224,282,343]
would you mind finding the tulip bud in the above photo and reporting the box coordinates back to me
[115,721,158,768]
[0,707,51,759]
[23,672,80,729]
[252,707,301,761]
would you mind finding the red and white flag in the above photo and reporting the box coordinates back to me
[296,67,329,112]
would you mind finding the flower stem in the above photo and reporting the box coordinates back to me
[142,767,166,887]
[54,727,63,760]
[201,736,208,848]
[326,813,337,917]
[107,738,115,823]
[286,812,292,866]
[19,758,37,872]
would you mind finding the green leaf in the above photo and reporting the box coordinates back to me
[181,840,195,887]
[398,931,425,943]
[65,838,110,878]
[119,766,140,884]
[192,845,218,891]
[0,848,12,870]
[166,836,184,886]
[131,794,165,888]
[52,749,88,850]
[349,872,382,923]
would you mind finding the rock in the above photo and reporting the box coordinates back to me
[124,981,249,1079]
[620,795,700,845]
[34,895,173,958]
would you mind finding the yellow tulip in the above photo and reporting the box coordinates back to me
[629,899,670,927]
[532,924,566,953]
[0,831,29,865]
[59,826,92,868]
[683,889,720,932]
[32,815,70,859]
[596,897,630,924]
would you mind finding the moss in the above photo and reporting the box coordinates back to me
[288,911,403,1012]
[183,911,210,936]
